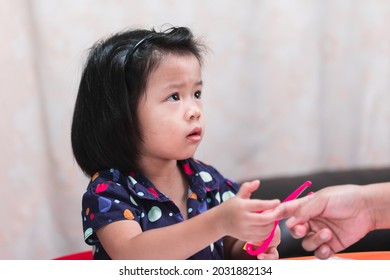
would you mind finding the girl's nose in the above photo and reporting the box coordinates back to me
[186,104,202,121]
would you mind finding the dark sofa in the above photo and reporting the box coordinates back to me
[248,167,390,258]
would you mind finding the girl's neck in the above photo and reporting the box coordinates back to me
[139,159,188,198]
[140,159,189,219]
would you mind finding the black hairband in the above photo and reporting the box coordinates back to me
[124,33,158,64]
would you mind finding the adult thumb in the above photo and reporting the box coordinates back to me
[236,180,260,199]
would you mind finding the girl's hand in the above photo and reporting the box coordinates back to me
[256,225,281,260]
[219,180,281,244]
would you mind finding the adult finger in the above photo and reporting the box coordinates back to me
[301,228,332,252]
[314,244,334,260]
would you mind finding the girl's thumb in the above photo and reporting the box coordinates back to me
[237,180,260,199]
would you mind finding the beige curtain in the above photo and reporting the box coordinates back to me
[1,0,389,259]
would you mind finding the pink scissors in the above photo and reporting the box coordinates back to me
[244,180,312,256]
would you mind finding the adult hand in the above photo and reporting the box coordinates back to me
[278,185,374,259]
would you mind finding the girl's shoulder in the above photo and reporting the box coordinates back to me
[89,168,129,186]
[86,168,169,202]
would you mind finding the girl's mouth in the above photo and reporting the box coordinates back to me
[187,127,202,141]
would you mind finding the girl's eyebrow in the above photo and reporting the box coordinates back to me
[163,80,203,90]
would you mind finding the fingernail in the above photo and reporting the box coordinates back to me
[320,231,330,241]
[320,246,330,256]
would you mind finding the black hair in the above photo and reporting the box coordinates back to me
[71,26,206,177]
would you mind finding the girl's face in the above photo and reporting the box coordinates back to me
[137,53,204,163]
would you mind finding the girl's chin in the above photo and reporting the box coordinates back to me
[175,151,197,160]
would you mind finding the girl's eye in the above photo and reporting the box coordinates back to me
[167,93,180,102]
[194,91,202,99]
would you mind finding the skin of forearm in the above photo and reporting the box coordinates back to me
[366,182,390,230]
[108,205,227,260]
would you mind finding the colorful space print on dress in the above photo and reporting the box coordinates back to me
[81,158,238,259]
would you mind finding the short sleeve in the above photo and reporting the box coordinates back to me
[81,180,142,245]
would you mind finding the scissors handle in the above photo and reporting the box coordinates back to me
[245,220,278,256]
[244,181,312,256]
[283,180,312,202]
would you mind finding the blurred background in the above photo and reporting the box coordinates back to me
[1,0,389,259]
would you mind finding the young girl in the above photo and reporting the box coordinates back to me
[71,25,281,260]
